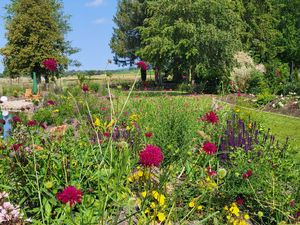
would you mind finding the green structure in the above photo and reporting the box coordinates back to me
[32,72,38,95]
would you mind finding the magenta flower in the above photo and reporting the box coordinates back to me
[201,111,218,124]
[145,132,153,138]
[43,59,57,71]
[12,116,21,123]
[27,120,37,127]
[47,100,55,106]
[57,186,83,207]
[207,166,217,176]
[139,145,164,167]
[202,142,217,155]
[242,169,253,179]
[82,84,89,92]
[136,61,147,70]
[10,143,22,151]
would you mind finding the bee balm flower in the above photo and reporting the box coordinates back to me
[139,145,163,167]
[57,186,83,207]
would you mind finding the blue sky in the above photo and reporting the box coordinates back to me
[0,0,120,72]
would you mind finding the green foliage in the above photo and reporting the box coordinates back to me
[138,0,242,89]
[256,92,276,106]
[0,0,77,79]
[246,70,269,94]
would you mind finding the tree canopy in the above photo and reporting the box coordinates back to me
[0,0,78,80]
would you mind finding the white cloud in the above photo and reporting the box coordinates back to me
[86,0,104,7]
[93,18,107,24]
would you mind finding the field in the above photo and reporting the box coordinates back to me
[1,75,300,224]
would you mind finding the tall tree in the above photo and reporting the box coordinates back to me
[0,0,78,81]
[138,0,243,90]
[110,0,148,66]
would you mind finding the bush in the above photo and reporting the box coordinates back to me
[246,70,269,94]
[256,92,276,106]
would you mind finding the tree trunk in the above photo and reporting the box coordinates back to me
[289,61,294,81]
[141,69,147,81]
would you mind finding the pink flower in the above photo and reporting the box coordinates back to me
[136,61,147,70]
[47,100,55,106]
[82,84,89,92]
[57,186,83,207]
[202,142,217,155]
[145,132,153,138]
[27,120,37,127]
[242,169,253,179]
[40,122,47,130]
[103,131,110,138]
[201,111,218,124]
[237,90,241,97]
[139,145,164,167]
[43,59,57,71]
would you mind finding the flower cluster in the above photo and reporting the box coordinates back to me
[139,190,167,223]
[224,203,250,225]
[57,186,83,207]
[242,170,253,179]
[43,58,57,71]
[139,145,164,167]
[128,166,151,183]
[0,192,22,223]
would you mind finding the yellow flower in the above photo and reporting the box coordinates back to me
[157,212,166,222]
[144,208,150,214]
[152,190,159,200]
[248,123,252,129]
[130,114,138,122]
[224,205,229,211]
[188,201,195,208]
[235,108,240,113]
[141,191,147,198]
[52,109,59,113]
[158,194,165,206]
[150,202,156,209]
[197,205,204,211]
[244,214,250,220]
[94,118,101,127]
[229,203,240,217]
[107,119,115,128]
[128,176,133,182]
[137,170,143,177]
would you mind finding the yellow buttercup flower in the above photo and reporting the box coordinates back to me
[244,214,250,220]
[157,212,166,222]
[158,194,165,206]
[52,109,59,113]
[197,205,204,211]
[188,201,195,208]
[152,190,159,200]
[137,170,143,177]
[94,118,101,127]
[141,191,147,198]
[150,202,156,209]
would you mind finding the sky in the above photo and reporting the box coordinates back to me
[0,0,120,72]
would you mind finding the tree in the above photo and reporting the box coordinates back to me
[110,0,148,66]
[138,0,243,90]
[276,0,300,78]
[240,0,282,63]
[0,0,78,82]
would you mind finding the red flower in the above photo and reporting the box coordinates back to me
[139,145,164,167]
[202,111,218,124]
[237,90,241,97]
[103,131,110,137]
[82,84,89,92]
[12,116,21,123]
[47,100,55,106]
[202,142,217,155]
[236,197,245,205]
[11,143,22,151]
[43,59,57,71]
[27,120,37,127]
[136,61,147,70]
[57,186,83,207]
[145,132,153,138]
[0,119,5,125]
[207,166,217,176]
[242,169,253,179]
